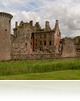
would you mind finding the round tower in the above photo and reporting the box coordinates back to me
[0,12,13,60]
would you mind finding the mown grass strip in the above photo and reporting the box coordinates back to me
[0,70,80,80]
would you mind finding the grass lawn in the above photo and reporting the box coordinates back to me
[0,70,80,80]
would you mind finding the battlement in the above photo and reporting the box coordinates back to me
[14,20,55,32]
[0,11,79,60]
[0,12,13,19]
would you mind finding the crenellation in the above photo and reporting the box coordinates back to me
[0,11,79,60]
[0,12,13,19]
[12,18,75,58]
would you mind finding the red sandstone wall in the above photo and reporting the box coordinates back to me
[0,13,12,60]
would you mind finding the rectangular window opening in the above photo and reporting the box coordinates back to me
[25,43,27,46]
[49,41,52,45]
[44,41,46,46]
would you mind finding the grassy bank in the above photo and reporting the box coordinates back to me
[0,70,80,80]
[0,58,80,76]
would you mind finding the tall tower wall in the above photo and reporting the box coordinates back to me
[0,12,13,60]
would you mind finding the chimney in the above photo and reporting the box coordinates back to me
[15,21,18,28]
[35,22,41,30]
[30,20,33,26]
[45,21,51,31]
[54,20,59,30]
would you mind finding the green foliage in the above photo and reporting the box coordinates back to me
[0,70,80,80]
[0,58,80,76]
[75,36,80,39]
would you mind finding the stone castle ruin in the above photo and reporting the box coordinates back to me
[0,12,80,60]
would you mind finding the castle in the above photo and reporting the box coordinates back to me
[0,12,80,60]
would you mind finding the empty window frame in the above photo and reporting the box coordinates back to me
[49,41,52,45]
[44,41,46,46]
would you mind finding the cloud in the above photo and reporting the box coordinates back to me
[0,0,80,38]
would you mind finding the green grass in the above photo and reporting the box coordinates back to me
[0,58,80,76]
[0,70,80,80]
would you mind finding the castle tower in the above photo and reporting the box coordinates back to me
[0,12,13,60]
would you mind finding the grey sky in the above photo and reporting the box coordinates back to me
[0,0,80,38]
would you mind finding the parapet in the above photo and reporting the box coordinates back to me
[0,12,13,19]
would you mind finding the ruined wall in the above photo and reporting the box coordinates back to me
[61,38,77,57]
[12,26,32,56]
[33,31,55,53]
[0,11,79,60]
[12,53,61,60]
[73,37,80,57]
[0,12,13,60]
[11,19,62,59]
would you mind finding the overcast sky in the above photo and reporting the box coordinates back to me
[0,0,80,38]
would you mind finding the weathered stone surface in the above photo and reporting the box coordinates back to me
[9,18,80,60]
[73,37,80,57]
[0,12,13,60]
[61,38,77,57]
[12,53,61,60]
[12,28,32,55]
[51,20,61,55]
[0,11,79,60]
[12,19,61,59]
[45,21,51,31]
[35,22,41,31]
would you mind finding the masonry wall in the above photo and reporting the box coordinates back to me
[0,12,80,60]
[33,31,55,52]
[12,27,32,55]
[11,53,61,60]
[0,12,13,60]
[61,38,77,57]
[74,37,80,57]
